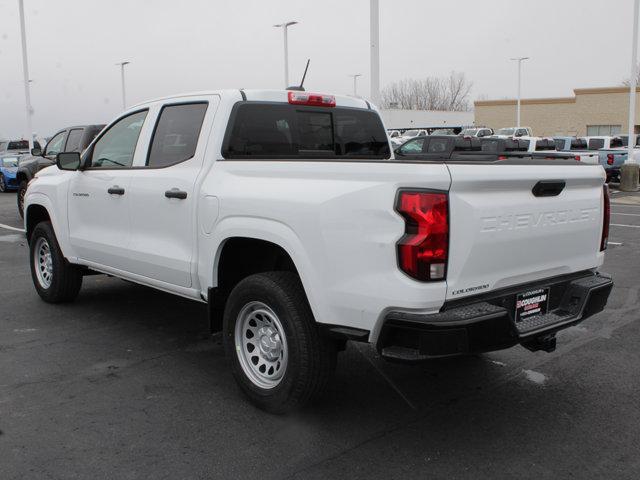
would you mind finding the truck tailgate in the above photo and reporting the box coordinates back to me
[445,163,605,301]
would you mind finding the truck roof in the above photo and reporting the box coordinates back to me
[130,89,373,111]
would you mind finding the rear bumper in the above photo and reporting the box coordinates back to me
[376,271,613,362]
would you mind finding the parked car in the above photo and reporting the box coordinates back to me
[551,136,601,165]
[494,126,533,138]
[387,130,401,139]
[460,127,493,138]
[16,125,104,217]
[0,156,20,192]
[0,139,40,155]
[24,89,613,413]
[583,136,624,150]
[518,136,600,164]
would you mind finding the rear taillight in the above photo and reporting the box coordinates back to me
[287,91,336,107]
[395,190,449,281]
[498,155,508,160]
[575,155,581,161]
[607,154,614,165]
[601,185,610,251]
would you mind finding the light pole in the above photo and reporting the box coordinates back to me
[116,61,130,110]
[349,74,362,96]
[273,21,298,88]
[18,0,34,150]
[510,57,529,128]
[622,0,640,191]
[370,0,380,105]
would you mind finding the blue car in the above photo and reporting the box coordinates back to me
[0,155,20,192]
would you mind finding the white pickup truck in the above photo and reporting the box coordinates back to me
[24,89,613,412]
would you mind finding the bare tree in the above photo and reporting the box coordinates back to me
[381,72,473,111]
[622,64,640,86]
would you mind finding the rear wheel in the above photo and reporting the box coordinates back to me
[0,174,6,193]
[29,221,83,303]
[223,272,336,413]
[17,180,27,218]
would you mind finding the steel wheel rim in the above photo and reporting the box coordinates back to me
[234,301,288,389]
[33,237,53,289]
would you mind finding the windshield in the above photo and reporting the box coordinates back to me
[497,128,516,136]
[403,129,419,137]
[1,157,19,167]
[8,140,29,150]
[460,129,478,136]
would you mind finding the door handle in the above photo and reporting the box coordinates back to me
[108,185,125,195]
[532,180,565,197]
[165,188,188,200]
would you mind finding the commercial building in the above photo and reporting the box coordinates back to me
[474,86,640,137]
[380,109,474,131]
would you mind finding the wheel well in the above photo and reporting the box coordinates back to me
[16,171,28,183]
[217,237,298,294]
[26,205,51,242]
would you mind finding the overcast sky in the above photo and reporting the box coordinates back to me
[0,0,637,138]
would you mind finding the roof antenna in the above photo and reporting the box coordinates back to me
[287,59,310,91]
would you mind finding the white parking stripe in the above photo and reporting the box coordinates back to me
[611,223,640,228]
[611,212,640,217]
[0,223,25,233]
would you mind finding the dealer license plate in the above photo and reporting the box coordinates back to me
[515,288,550,323]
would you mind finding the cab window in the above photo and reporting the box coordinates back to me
[398,138,426,154]
[147,103,208,168]
[44,132,67,158]
[65,129,84,152]
[89,111,148,168]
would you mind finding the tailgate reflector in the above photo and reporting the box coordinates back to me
[601,185,610,251]
[395,190,449,281]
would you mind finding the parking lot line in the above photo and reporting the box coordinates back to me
[611,223,640,228]
[0,223,25,233]
[611,212,640,216]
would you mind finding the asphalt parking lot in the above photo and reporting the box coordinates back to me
[0,187,639,480]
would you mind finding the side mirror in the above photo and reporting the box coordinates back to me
[31,148,42,156]
[56,152,81,171]
[394,148,404,156]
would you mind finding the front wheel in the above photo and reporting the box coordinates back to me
[17,180,27,218]
[223,272,336,413]
[29,221,83,303]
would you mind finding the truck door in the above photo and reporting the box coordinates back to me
[67,110,149,271]
[126,97,219,288]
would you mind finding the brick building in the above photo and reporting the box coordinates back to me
[474,86,640,137]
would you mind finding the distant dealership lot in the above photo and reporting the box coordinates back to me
[475,86,640,137]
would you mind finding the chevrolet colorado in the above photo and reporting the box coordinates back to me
[24,90,613,412]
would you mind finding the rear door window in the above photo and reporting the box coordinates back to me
[64,129,84,152]
[589,138,605,149]
[147,103,208,167]
[427,138,450,153]
[223,103,390,159]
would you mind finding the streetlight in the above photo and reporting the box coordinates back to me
[349,74,362,96]
[370,0,380,105]
[116,61,130,110]
[18,0,34,149]
[510,56,529,128]
[621,0,640,191]
[273,21,298,88]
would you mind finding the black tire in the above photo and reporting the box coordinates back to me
[223,271,336,413]
[17,180,27,218]
[29,221,83,303]
[0,173,6,193]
